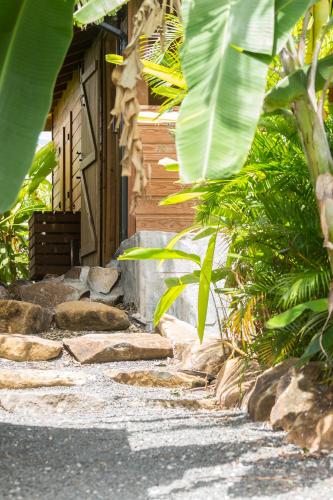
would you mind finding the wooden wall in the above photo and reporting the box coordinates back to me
[128,114,195,235]
[52,71,82,213]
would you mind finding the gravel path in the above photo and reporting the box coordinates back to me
[0,352,333,499]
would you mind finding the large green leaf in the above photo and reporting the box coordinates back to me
[176,0,315,183]
[197,232,217,342]
[74,0,128,26]
[0,0,74,213]
[153,284,186,326]
[118,247,201,265]
[266,299,328,329]
[264,54,333,112]
[176,0,275,183]
[299,326,333,364]
[274,0,317,54]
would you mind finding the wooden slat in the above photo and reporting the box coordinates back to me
[135,197,196,215]
[29,233,80,248]
[29,212,80,225]
[29,243,71,257]
[33,223,80,234]
[136,216,193,232]
[30,254,71,267]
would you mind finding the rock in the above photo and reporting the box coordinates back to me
[148,398,219,411]
[87,267,119,294]
[270,363,321,431]
[0,334,62,361]
[19,281,85,309]
[247,359,297,422]
[215,358,260,409]
[285,407,327,450]
[0,284,10,300]
[7,279,31,300]
[312,411,333,451]
[105,369,207,388]
[89,282,124,306]
[55,301,130,331]
[0,300,52,334]
[0,369,88,389]
[157,314,198,342]
[64,332,173,364]
[0,391,105,414]
[174,338,230,376]
[64,266,89,281]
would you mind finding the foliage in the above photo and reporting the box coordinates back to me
[0,143,56,284]
[0,0,74,213]
[176,0,315,183]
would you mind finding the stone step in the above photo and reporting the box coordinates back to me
[64,333,173,364]
[105,368,208,388]
[0,369,89,389]
[55,301,130,331]
[0,334,62,362]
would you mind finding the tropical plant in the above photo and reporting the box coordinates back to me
[0,142,56,283]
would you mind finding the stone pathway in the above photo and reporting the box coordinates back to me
[1,349,333,499]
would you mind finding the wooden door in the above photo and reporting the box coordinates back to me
[80,42,101,265]
[101,33,121,265]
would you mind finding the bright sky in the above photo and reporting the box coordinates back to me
[37,131,52,150]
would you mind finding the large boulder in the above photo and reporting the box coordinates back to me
[55,301,130,331]
[247,359,297,422]
[0,284,10,300]
[270,363,321,431]
[215,358,260,409]
[64,332,173,364]
[0,369,88,389]
[87,267,119,294]
[0,391,105,414]
[312,412,333,451]
[0,334,62,361]
[174,338,230,376]
[0,300,52,334]
[105,369,207,388]
[157,314,198,343]
[19,281,86,309]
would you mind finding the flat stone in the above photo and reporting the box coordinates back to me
[247,359,297,422]
[0,391,105,414]
[105,369,207,388]
[0,300,52,335]
[0,285,10,300]
[148,398,219,411]
[157,314,198,342]
[87,267,119,294]
[19,281,85,309]
[55,301,130,331]
[174,338,230,376]
[64,333,173,364]
[0,369,88,389]
[270,363,321,431]
[215,358,260,409]
[0,334,62,361]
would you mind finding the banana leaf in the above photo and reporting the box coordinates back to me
[0,0,74,213]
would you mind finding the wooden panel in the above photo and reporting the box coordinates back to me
[128,112,194,235]
[136,216,193,232]
[29,212,81,279]
[52,71,82,212]
[79,37,101,266]
[135,197,195,215]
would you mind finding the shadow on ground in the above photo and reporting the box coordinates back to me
[0,414,332,499]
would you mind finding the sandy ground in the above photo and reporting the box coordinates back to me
[0,348,333,499]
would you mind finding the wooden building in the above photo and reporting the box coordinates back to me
[45,5,193,271]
